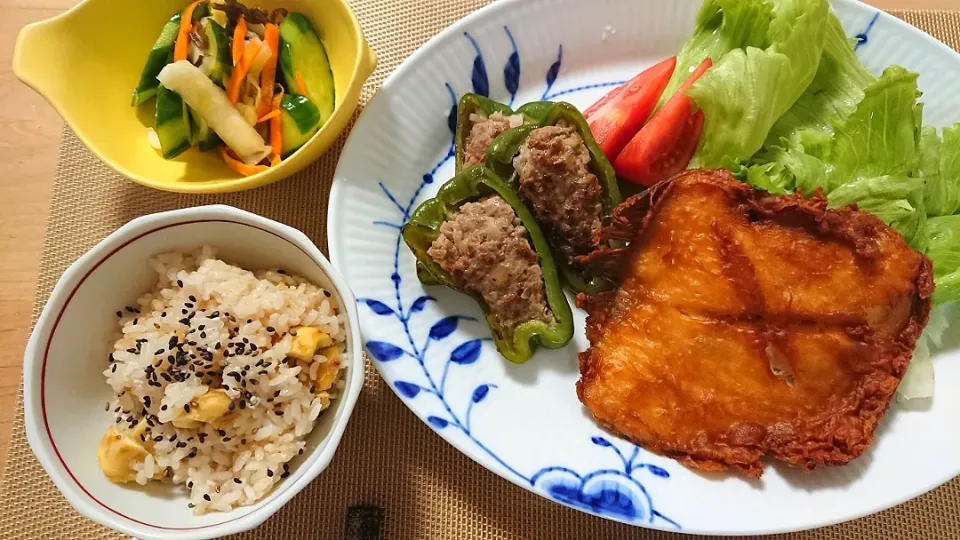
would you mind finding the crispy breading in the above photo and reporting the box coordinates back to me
[576,169,933,478]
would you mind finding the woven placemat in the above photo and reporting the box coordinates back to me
[3,4,960,539]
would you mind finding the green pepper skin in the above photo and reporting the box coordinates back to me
[486,101,623,294]
[402,166,574,363]
[454,94,516,173]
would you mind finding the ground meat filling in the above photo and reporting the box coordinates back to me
[513,121,604,264]
[463,112,524,168]
[428,196,553,329]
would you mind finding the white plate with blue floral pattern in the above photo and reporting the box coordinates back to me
[328,0,960,534]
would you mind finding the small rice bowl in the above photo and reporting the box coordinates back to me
[100,246,347,514]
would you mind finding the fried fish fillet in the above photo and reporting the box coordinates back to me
[576,169,933,478]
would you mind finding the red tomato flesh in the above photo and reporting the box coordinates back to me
[615,58,713,187]
[584,57,677,160]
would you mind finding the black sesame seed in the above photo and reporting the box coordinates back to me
[200,332,207,339]
[239,400,247,410]
[143,396,151,407]
[217,429,226,436]
[126,348,137,354]
[132,318,139,325]
[223,437,232,442]
[177,441,187,448]
[125,306,137,313]
[323,290,331,297]
[246,319,252,324]
[161,312,167,317]
[187,503,195,508]
[115,417,122,424]
[266,326,275,333]
[154,348,164,355]
[267,470,274,477]
[241,439,247,444]
[274,410,283,416]
[298,448,303,455]
[189,449,198,458]
[185,303,194,309]
[274,390,281,398]
[228,401,236,411]
[111,364,118,373]
[189,295,197,302]
[177,280,184,288]
[179,318,190,326]
[309,385,316,394]
[104,402,110,411]
[154,435,163,442]
[140,434,147,442]
[214,343,222,350]
[116,311,123,317]
[234,478,242,484]
[161,404,167,411]
[181,309,189,315]
[161,373,172,382]
[280,471,290,479]
[277,269,286,275]
[168,336,178,349]
[183,403,191,413]
[169,434,177,441]
[203,494,211,501]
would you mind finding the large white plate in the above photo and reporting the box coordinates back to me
[328,0,960,534]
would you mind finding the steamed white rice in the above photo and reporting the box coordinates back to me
[102,246,346,513]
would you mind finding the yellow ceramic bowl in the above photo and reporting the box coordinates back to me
[13,0,375,193]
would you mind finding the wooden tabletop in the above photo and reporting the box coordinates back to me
[0,0,954,481]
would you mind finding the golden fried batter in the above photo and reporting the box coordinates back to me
[576,169,933,478]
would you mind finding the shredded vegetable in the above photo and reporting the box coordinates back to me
[257,23,281,118]
[270,92,283,159]
[174,0,203,62]
[221,146,270,176]
[228,39,264,104]
[295,72,309,97]
[232,16,247,66]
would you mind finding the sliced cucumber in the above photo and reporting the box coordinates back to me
[155,85,191,159]
[278,13,335,125]
[280,94,322,158]
[200,19,231,87]
[132,13,181,106]
[189,107,221,152]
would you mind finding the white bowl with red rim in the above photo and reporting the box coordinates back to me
[22,205,364,540]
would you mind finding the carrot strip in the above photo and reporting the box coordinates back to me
[256,23,281,118]
[270,93,284,159]
[232,16,247,66]
[220,146,269,176]
[174,0,202,62]
[227,39,263,104]
[295,72,309,97]
[257,110,281,123]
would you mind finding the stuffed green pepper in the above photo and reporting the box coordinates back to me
[402,166,574,363]
[454,94,528,172]
[485,101,622,294]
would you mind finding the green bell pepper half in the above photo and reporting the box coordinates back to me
[485,101,623,294]
[402,166,574,363]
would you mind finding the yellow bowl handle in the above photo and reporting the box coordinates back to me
[13,16,65,103]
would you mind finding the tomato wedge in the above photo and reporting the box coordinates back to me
[584,57,677,160]
[615,58,713,187]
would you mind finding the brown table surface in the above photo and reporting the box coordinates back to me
[0,0,955,482]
